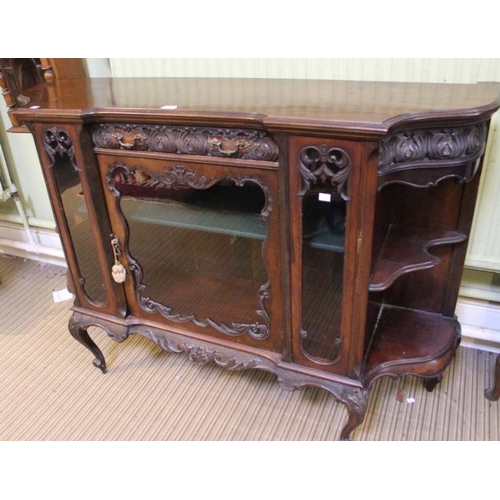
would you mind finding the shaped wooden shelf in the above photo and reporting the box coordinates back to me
[362,305,459,385]
[369,225,467,292]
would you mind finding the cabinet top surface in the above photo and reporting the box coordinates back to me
[13,77,500,136]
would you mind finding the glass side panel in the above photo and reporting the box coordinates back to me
[52,157,108,305]
[113,166,270,335]
[301,188,346,362]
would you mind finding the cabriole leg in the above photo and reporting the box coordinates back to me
[340,388,369,441]
[68,313,107,374]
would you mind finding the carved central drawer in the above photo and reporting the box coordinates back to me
[92,124,279,163]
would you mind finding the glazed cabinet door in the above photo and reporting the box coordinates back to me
[288,136,373,376]
[30,123,126,317]
[98,154,283,352]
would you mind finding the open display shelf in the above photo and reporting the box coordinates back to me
[363,304,458,384]
[369,225,468,292]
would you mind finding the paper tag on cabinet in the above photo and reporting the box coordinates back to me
[53,288,75,303]
[318,193,332,202]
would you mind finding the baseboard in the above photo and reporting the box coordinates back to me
[0,221,66,267]
[456,298,500,353]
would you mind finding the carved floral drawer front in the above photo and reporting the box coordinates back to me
[92,124,279,162]
[377,122,488,189]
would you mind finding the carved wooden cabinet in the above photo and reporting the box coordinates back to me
[13,77,500,439]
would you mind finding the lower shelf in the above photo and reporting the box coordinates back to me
[363,304,460,385]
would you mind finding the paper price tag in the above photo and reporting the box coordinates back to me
[53,288,75,303]
[318,193,331,202]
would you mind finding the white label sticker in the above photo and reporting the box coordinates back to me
[160,105,178,110]
[318,193,331,202]
[53,288,75,303]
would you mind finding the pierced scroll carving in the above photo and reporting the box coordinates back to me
[42,127,79,171]
[378,122,488,189]
[92,124,279,162]
[298,144,351,200]
[143,330,261,370]
[106,162,272,341]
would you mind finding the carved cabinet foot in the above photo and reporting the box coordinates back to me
[276,368,369,440]
[67,312,131,373]
[339,388,369,441]
[68,313,107,374]
[423,375,443,393]
[485,354,500,401]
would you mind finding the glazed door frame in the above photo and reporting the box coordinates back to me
[97,152,283,352]
[29,122,127,317]
[288,136,379,377]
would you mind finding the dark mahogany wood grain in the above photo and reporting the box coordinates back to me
[13,78,500,138]
[363,306,460,385]
[17,76,500,439]
[369,226,468,292]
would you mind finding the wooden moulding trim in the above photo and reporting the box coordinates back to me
[87,110,269,130]
[70,306,365,387]
[382,101,500,132]
[13,100,500,141]
[72,306,278,365]
[14,108,389,139]
[86,111,389,139]
[95,148,279,170]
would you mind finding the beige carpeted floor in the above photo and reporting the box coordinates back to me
[0,254,498,441]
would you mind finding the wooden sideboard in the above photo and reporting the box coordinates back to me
[12,77,500,439]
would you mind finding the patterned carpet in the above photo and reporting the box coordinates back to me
[0,254,498,441]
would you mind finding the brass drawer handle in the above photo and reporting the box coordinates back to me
[110,236,126,283]
[111,132,146,149]
[208,138,252,157]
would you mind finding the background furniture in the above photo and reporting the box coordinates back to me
[12,76,500,439]
[0,58,86,132]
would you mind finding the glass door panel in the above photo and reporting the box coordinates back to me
[52,155,108,306]
[109,163,271,340]
[301,189,346,362]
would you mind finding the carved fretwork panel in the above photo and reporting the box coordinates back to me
[105,161,274,341]
[378,122,488,189]
[42,127,78,170]
[298,144,352,200]
[93,124,279,162]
